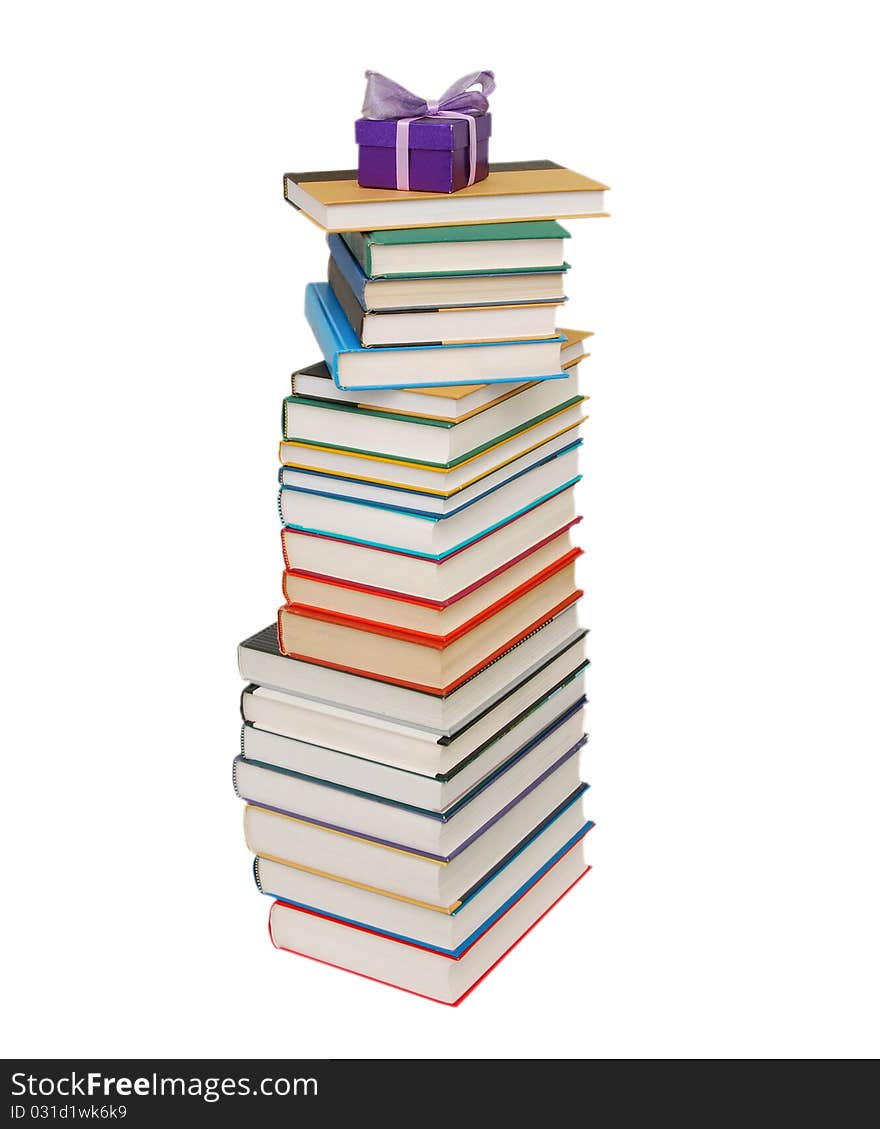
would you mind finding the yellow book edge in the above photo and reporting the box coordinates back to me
[298,208,611,235]
[244,803,447,866]
[287,166,609,205]
[280,400,587,476]
[255,851,461,915]
[356,381,537,423]
[280,416,587,497]
[345,331,591,420]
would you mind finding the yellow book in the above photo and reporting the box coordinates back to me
[285,160,609,232]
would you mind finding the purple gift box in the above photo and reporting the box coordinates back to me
[355,113,492,194]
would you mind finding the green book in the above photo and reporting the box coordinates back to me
[342,220,571,280]
[281,389,585,469]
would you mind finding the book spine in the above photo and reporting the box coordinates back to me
[328,256,367,338]
[339,230,371,276]
[328,233,369,309]
[304,283,344,382]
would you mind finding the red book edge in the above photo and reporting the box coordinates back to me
[281,523,582,608]
[268,862,591,1007]
[283,548,582,645]
[276,590,583,693]
[280,503,583,569]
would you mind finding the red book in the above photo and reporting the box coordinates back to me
[278,561,582,694]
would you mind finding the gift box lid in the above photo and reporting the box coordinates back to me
[355,113,492,151]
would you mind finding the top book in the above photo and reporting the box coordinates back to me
[284,160,608,233]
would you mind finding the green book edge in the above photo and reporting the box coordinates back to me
[282,395,585,468]
[370,263,571,281]
[367,220,571,246]
[342,221,570,278]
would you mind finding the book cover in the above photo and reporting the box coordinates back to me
[235,696,586,830]
[277,592,582,696]
[254,785,590,916]
[242,745,587,865]
[263,820,593,959]
[304,281,566,391]
[342,220,570,279]
[267,847,592,1006]
[283,547,581,647]
[285,160,609,233]
[281,393,585,469]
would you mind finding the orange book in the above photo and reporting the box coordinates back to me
[283,544,582,639]
[278,561,582,694]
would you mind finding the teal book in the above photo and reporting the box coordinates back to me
[304,282,566,392]
[342,219,571,279]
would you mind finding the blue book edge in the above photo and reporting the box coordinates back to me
[259,817,594,958]
[304,281,568,392]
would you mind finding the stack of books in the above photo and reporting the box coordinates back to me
[237,161,608,1005]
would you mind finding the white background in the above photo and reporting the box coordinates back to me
[2,0,879,1059]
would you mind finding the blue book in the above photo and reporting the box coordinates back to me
[279,437,584,514]
[304,281,567,392]
[280,479,578,561]
[328,233,370,309]
[253,788,593,955]
[327,231,569,313]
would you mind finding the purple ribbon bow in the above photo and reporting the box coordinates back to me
[361,69,495,191]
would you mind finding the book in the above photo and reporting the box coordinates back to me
[280,437,581,516]
[328,246,567,312]
[255,792,592,950]
[340,220,570,279]
[235,700,585,856]
[282,498,581,602]
[241,659,585,785]
[306,282,567,391]
[289,328,590,420]
[240,646,587,806]
[329,230,567,310]
[280,395,586,496]
[293,362,531,421]
[282,371,580,465]
[284,160,608,233]
[237,613,586,734]
[328,252,561,346]
[279,475,578,559]
[277,565,582,694]
[244,754,586,906]
[267,836,588,1005]
[282,537,581,637]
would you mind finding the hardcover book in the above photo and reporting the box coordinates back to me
[234,698,585,855]
[280,399,586,496]
[240,646,587,805]
[237,613,587,734]
[267,838,589,1004]
[279,476,579,558]
[327,251,561,346]
[279,438,582,516]
[284,160,609,232]
[282,538,582,636]
[277,567,582,694]
[340,220,570,279]
[305,282,566,390]
[255,794,592,950]
[282,370,580,464]
[244,756,586,905]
